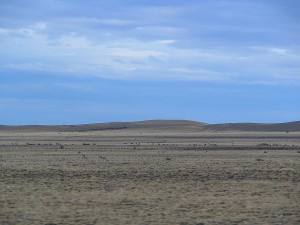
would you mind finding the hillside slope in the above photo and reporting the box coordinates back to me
[0,120,299,132]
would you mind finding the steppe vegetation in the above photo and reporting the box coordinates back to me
[1,121,300,225]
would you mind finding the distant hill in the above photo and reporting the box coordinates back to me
[0,120,299,132]
[204,121,300,132]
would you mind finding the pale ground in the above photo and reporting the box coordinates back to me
[1,130,300,225]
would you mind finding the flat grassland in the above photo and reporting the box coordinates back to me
[1,129,300,225]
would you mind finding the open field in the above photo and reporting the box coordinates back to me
[1,121,300,225]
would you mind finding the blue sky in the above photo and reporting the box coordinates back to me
[0,0,299,125]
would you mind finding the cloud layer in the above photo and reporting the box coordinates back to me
[1,0,299,83]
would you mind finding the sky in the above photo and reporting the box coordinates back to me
[0,0,299,125]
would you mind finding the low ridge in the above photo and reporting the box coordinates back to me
[0,120,299,132]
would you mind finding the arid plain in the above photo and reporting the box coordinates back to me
[1,120,300,225]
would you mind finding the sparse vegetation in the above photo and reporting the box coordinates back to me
[255,158,264,161]
[1,124,300,225]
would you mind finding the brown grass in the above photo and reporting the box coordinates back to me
[1,129,300,225]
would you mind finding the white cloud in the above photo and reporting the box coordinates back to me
[63,17,137,26]
[155,39,176,45]
[31,22,47,30]
[268,47,289,55]
[0,28,9,35]
[0,22,300,83]
[250,46,291,56]
[4,62,49,71]
[134,26,184,36]
[108,48,166,59]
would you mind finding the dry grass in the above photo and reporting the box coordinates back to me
[1,131,300,225]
